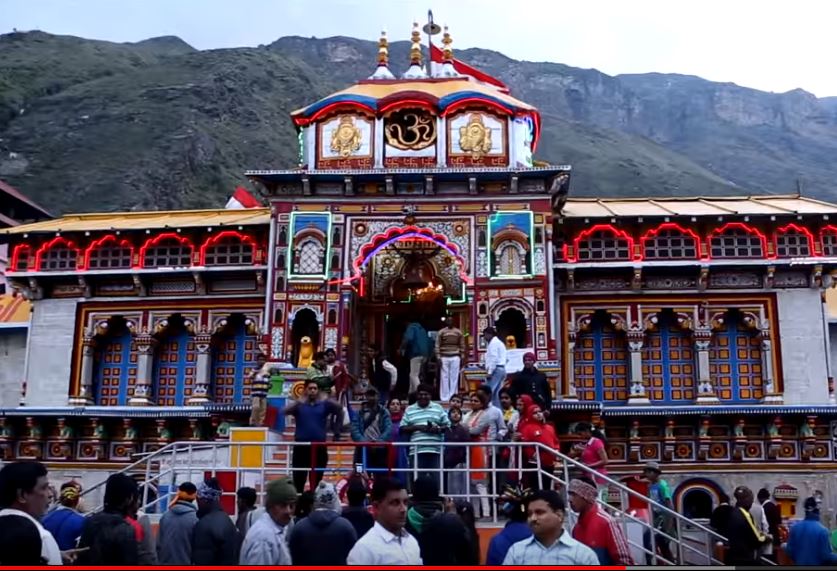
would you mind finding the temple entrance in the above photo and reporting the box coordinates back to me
[496,307,528,349]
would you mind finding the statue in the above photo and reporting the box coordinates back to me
[699,419,710,439]
[93,421,107,441]
[458,113,492,159]
[505,335,517,349]
[800,421,815,439]
[216,421,232,439]
[58,420,74,440]
[0,419,13,439]
[734,420,745,439]
[157,421,172,441]
[629,421,639,440]
[664,421,675,439]
[26,418,42,440]
[123,420,139,441]
[297,336,314,368]
[330,116,363,157]
[768,418,781,439]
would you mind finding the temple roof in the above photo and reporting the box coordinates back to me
[1,207,270,235]
[562,194,837,218]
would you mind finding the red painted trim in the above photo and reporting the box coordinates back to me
[706,222,768,260]
[441,97,513,117]
[10,243,31,271]
[378,97,438,115]
[83,234,135,270]
[818,225,837,256]
[198,230,257,266]
[773,223,816,259]
[295,101,377,126]
[567,224,636,263]
[34,236,81,271]
[640,222,701,260]
[137,232,195,268]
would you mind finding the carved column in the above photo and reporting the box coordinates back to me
[129,334,156,406]
[70,336,96,405]
[564,328,578,400]
[760,331,782,403]
[694,328,719,404]
[626,328,649,405]
[188,333,213,405]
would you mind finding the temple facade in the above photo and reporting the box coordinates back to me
[1,25,836,518]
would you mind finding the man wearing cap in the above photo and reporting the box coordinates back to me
[568,477,633,565]
[191,478,239,566]
[641,461,676,564]
[725,486,772,566]
[785,496,837,565]
[510,352,552,412]
[241,477,297,565]
[42,481,85,552]
[350,386,392,478]
[289,481,357,565]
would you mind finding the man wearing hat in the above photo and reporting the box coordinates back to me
[350,386,392,478]
[569,477,633,565]
[240,477,297,565]
[192,478,239,565]
[509,352,552,412]
[641,461,676,564]
[785,496,837,565]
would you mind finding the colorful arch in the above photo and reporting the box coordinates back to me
[673,477,725,514]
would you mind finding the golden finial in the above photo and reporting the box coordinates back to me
[377,30,389,67]
[442,25,453,63]
[410,21,422,66]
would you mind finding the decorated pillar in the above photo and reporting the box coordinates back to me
[694,327,719,404]
[564,327,578,400]
[760,330,781,403]
[626,327,649,405]
[188,333,213,405]
[71,336,96,405]
[129,334,156,406]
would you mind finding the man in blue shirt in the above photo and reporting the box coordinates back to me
[785,497,837,566]
[285,380,343,492]
[42,482,85,551]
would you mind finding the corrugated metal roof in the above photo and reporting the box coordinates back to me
[1,208,270,235]
[562,195,837,218]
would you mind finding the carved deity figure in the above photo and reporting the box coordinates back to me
[734,421,745,438]
[330,116,363,157]
[800,421,815,439]
[58,421,74,440]
[93,422,107,441]
[458,113,493,159]
[0,419,12,439]
[216,421,232,439]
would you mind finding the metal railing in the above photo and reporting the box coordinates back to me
[77,436,770,566]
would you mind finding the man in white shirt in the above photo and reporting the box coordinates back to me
[483,327,508,407]
[0,461,63,565]
[503,489,599,566]
[347,477,422,565]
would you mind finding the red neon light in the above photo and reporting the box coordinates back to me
[773,223,816,259]
[198,230,257,265]
[568,224,637,263]
[10,244,31,272]
[34,236,81,271]
[137,232,195,268]
[295,101,377,126]
[706,222,768,260]
[441,97,514,118]
[83,234,134,270]
[378,98,438,115]
[639,222,701,260]
[819,225,837,256]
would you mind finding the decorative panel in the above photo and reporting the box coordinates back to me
[488,211,533,278]
[708,311,763,403]
[153,329,197,406]
[289,212,332,280]
[447,111,507,167]
[211,321,258,404]
[642,315,696,404]
[94,329,137,406]
[574,315,629,403]
[317,114,373,168]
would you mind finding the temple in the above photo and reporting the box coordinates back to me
[1,24,836,520]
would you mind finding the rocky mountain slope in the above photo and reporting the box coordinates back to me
[1,31,835,214]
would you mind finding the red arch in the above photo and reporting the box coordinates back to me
[707,222,767,259]
[10,244,31,272]
[83,234,135,270]
[199,230,257,265]
[138,233,195,268]
[640,222,701,260]
[34,237,81,271]
[819,225,837,256]
[773,223,815,259]
[565,224,636,263]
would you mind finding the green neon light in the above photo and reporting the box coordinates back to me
[287,211,333,281]
[487,210,535,279]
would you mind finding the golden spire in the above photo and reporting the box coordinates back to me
[369,29,395,80]
[442,25,453,63]
[410,21,422,66]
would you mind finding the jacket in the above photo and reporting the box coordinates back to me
[486,521,532,566]
[444,424,471,468]
[192,504,241,565]
[762,500,781,546]
[350,404,392,443]
[341,506,374,539]
[725,506,766,565]
[510,367,552,410]
[288,510,357,565]
[157,501,199,564]
[785,513,837,565]
[405,503,475,565]
[572,505,634,565]
[77,511,139,565]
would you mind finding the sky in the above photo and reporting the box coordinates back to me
[3,0,836,97]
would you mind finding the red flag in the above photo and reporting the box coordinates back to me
[225,186,261,209]
[430,43,509,92]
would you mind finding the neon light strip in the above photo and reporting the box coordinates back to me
[706,222,767,260]
[198,230,257,266]
[10,244,31,272]
[773,223,816,259]
[34,236,81,271]
[487,210,535,277]
[639,222,701,260]
[83,234,135,270]
[137,232,195,268]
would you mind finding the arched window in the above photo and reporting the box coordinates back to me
[709,224,765,259]
[642,311,696,404]
[153,315,197,406]
[497,242,524,275]
[211,315,259,404]
[142,235,193,268]
[574,311,629,403]
[820,227,837,257]
[36,238,79,271]
[642,224,699,260]
[10,245,31,271]
[681,489,714,519]
[774,225,813,258]
[86,236,133,270]
[709,310,763,403]
[575,226,632,262]
[295,237,325,275]
[93,318,137,406]
[202,232,255,266]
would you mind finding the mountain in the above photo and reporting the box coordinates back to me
[1,31,836,214]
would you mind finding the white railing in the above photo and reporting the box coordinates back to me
[79,437,769,566]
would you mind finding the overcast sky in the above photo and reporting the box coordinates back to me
[4,0,835,96]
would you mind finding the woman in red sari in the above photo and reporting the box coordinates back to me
[519,404,560,492]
